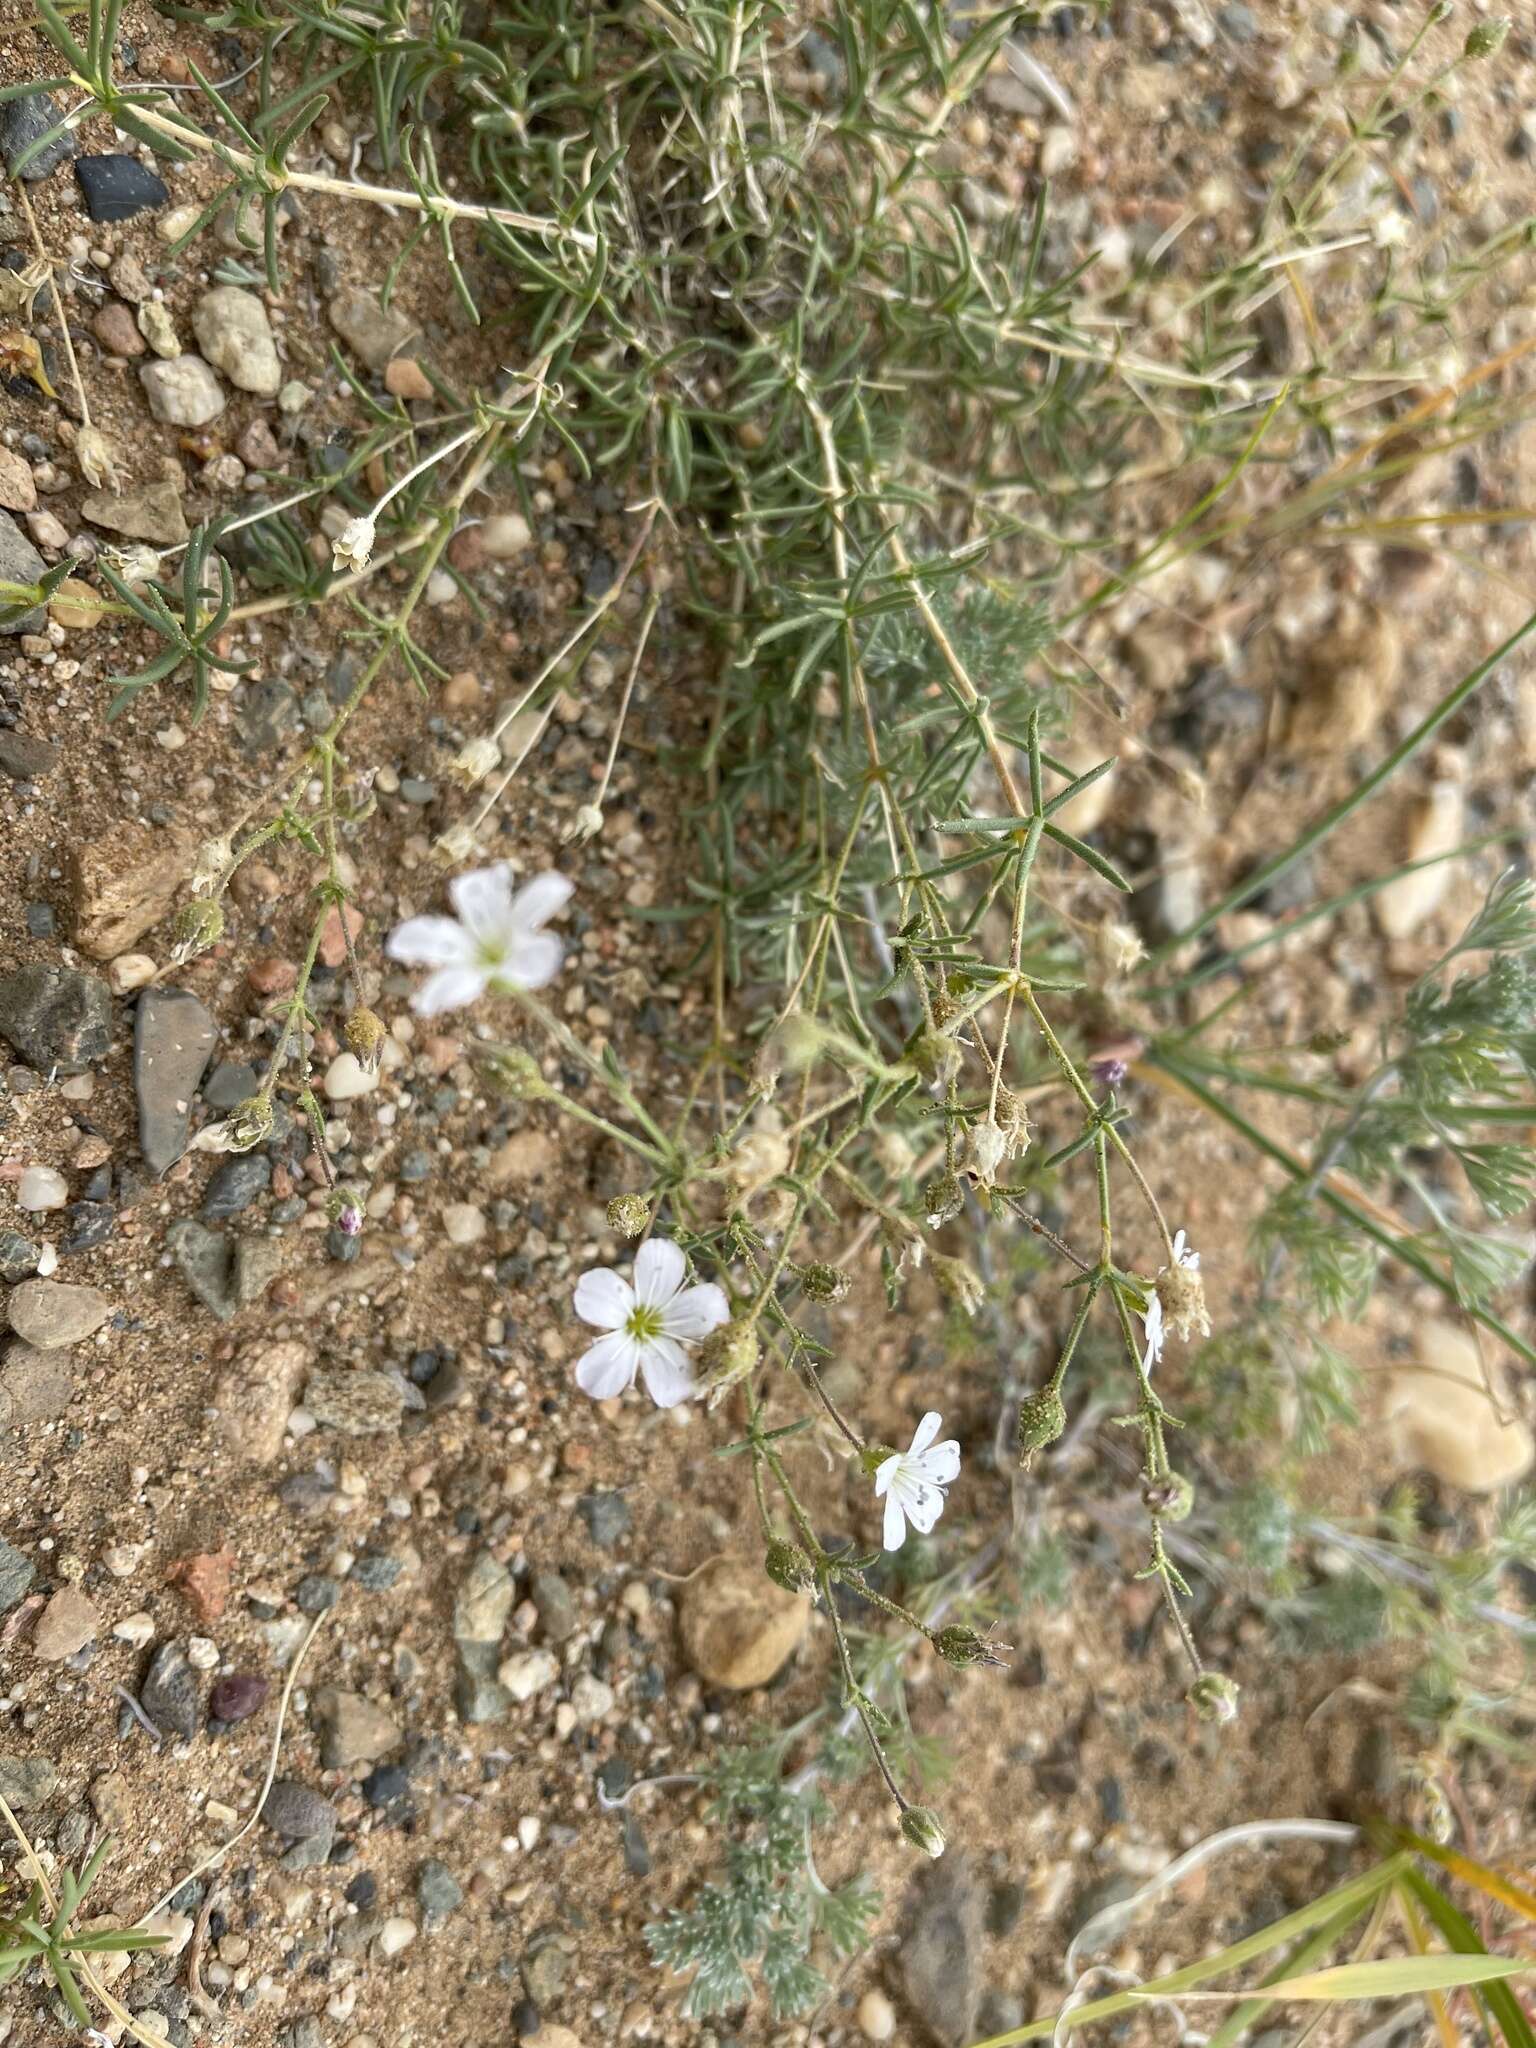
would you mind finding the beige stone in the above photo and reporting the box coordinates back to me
[33,1584,101,1660]
[215,1341,308,1464]
[69,822,198,959]
[678,1555,810,1690]
[1384,1319,1534,1493]
[1374,780,1463,939]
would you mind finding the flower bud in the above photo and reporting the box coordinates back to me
[1017,1386,1066,1466]
[1156,1261,1211,1343]
[227,1094,274,1152]
[327,1188,365,1236]
[923,1170,963,1230]
[1187,1672,1240,1724]
[726,1130,791,1210]
[1144,1471,1195,1522]
[1464,18,1509,58]
[963,1120,1009,1187]
[103,542,165,593]
[903,1027,962,1088]
[764,1537,817,1594]
[345,1007,387,1073]
[77,424,128,491]
[606,1193,651,1237]
[931,1625,1005,1669]
[899,1806,947,1859]
[482,1047,548,1099]
[171,897,225,965]
[451,735,501,787]
[800,1261,851,1304]
[697,1318,760,1403]
[563,802,605,843]
[931,1254,984,1316]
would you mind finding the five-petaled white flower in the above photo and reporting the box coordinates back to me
[572,1238,729,1408]
[874,1412,961,1552]
[386,866,571,1016]
[331,515,376,574]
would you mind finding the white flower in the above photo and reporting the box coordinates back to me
[1139,1290,1165,1376]
[571,1237,729,1409]
[385,866,572,1016]
[873,1411,960,1552]
[1170,1228,1199,1272]
[331,515,376,574]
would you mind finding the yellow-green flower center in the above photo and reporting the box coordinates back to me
[626,1303,664,1343]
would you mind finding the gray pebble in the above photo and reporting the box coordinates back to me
[141,1641,202,1740]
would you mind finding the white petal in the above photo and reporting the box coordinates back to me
[385,914,475,968]
[449,863,516,942]
[501,930,564,990]
[882,1492,908,1552]
[574,1331,640,1400]
[904,1484,945,1536]
[511,870,574,931]
[917,1440,961,1486]
[660,1282,730,1342]
[573,1267,634,1331]
[633,1236,687,1307]
[411,963,489,1017]
[637,1336,696,1409]
[873,1452,902,1499]
[1172,1229,1187,1263]
[909,1410,943,1456]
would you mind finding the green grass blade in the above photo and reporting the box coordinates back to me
[1400,1867,1536,2048]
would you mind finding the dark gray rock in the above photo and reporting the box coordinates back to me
[0,1230,40,1283]
[0,1755,59,1808]
[135,988,217,1174]
[0,91,74,181]
[0,963,113,1072]
[576,1491,632,1549]
[898,1852,986,2048]
[201,1153,271,1219]
[141,1641,202,1740]
[416,1857,463,1924]
[203,1060,257,1110]
[61,1201,114,1255]
[262,1778,338,1840]
[530,1570,578,1642]
[0,730,61,781]
[295,1574,340,1616]
[0,513,48,635]
[0,1537,35,1610]
[165,1219,237,1321]
[74,153,169,222]
[453,1551,514,1723]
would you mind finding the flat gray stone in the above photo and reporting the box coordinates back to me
[0,511,49,633]
[0,1339,74,1427]
[0,962,113,1071]
[0,1755,59,1808]
[4,1280,110,1350]
[135,988,218,1173]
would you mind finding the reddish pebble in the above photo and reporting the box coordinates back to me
[247,955,298,997]
[422,1033,461,1075]
[318,902,365,969]
[446,525,486,574]
[383,356,433,401]
[210,1672,269,1724]
[92,302,145,357]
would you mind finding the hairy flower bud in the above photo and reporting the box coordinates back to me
[171,897,225,965]
[1017,1386,1066,1466]
[764,1537,816,1594]
[800,1261,851,1304]
[451,735,501,787]
[1187,1671,1240,1724]
[345,1007,387,1073]
[963,1119,1009,1187]
[697,1318,761,1404]
[77,424,128,492]
[563,802,605,844]
[1464,18,1509,58]
[1144,1470,1195,1522]
[923,1170,964,1230]
[482,1047,548,1100]
[327,1187,365,1237]
[606,1193,651,1238]
[1156,1260,1211,1343]
[931,1254,984,1316]
[904,1026,962,1088]
[899,1806,947,1859]
[931,1625,1006,1669]
[228,1093,274,1152]
[726,1129,791,1211]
